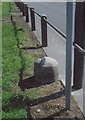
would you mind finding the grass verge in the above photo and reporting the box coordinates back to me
[2,2,45,118]
[2,2,26,118]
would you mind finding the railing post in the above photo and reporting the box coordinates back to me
[21,3,25,16]
[17,2,20,10]
[41,14,47,47]
[20,2,23,14]
[25,4,29,22]
[30,8,36,31]
[73,2,84,90]
[15,2,21,12]
[15,2,19,8]
[20,2,23,12]
[19,2,23,12]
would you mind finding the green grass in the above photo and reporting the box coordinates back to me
[0,2,2,13]
[3,108,27,118]
[2,2,10,17]
[2,2,28,118]
[2,23,21,89]
[2,2,42,118]
[2,2,25,118]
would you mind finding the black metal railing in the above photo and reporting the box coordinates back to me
[15,2,66,46]
[15,2,85,51]
[32,7,66,39]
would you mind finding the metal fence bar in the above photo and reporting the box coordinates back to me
[74,43,85,55]
[45,19,66,39]
[41,15,47,47]
[34,10,42,18]
[30,8,36,31]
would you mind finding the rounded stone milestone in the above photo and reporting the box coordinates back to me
[34,57,59,84]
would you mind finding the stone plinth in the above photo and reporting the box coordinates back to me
[34,57,59,84]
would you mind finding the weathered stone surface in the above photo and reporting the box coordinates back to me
[34,57,59,84]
